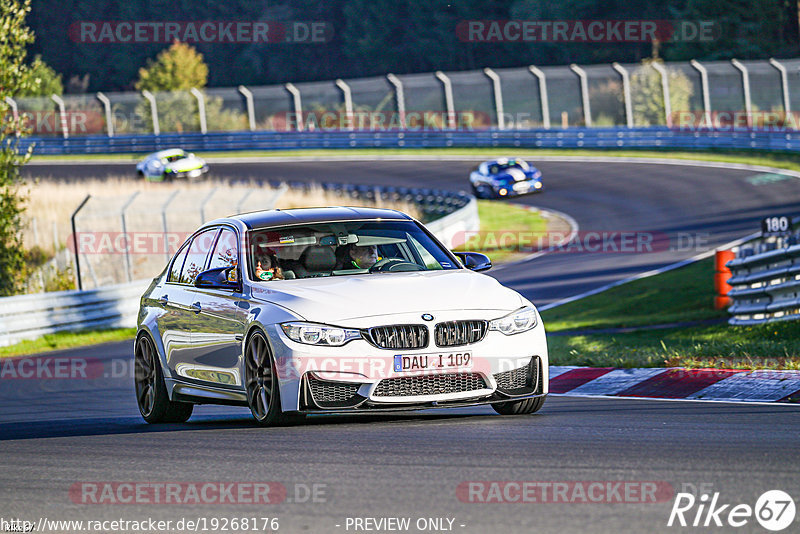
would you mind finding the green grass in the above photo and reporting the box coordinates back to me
[455,200,548,264]
[0,328,135,358]
[543,258,726,331]
[26,147,800,175]
[542,258,800,369]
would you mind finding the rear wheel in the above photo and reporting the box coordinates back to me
[245,331,297,426]
[492,395,546,415]
[134,334,193,423]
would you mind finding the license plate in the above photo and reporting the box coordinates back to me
[512,181,530,191]
[393,352,472,372]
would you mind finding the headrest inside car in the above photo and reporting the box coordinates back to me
[301,245,336,272]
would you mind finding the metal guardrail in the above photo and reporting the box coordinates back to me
[0,185,478,347]
[20,127,800,155]
[727,236,800,325]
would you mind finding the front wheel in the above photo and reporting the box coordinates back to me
[134,334,193,423]
[245,331,293,426]
[492,395,546,415]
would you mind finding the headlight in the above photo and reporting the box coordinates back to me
[489,306,538,335]
[281,322,362,346]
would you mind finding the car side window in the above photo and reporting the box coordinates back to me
[209,228,239,271]
[167,241,190,283]
[180,228,219,285]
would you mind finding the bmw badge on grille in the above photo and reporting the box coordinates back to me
[421,314,434,321]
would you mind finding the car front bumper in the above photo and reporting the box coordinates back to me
[262,311,549,413]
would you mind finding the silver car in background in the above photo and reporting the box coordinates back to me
[135,148,208,181]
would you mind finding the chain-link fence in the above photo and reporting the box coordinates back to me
[12,57,798,136]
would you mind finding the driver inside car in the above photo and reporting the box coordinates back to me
[336,243,379,269]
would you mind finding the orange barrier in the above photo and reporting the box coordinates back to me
[714,249,736,309]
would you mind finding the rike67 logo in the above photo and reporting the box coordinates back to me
[668,490,795,531]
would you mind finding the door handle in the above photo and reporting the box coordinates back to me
[158,295,168,306]
[190,302,202,314]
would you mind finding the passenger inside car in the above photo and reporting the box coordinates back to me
[253,249,285,281]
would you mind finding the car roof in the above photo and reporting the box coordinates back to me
[151,148,186,158]
[484,157,528,166]
[222,206,414,230]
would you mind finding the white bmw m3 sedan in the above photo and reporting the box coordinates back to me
[135,207,548,425]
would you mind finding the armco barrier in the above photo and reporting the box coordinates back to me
[0,185,478,347]
[20,127,800,155]
[727,241,800,325]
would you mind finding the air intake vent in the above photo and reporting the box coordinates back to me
[434,320,488,347]
[493,357,539,395]
[307,376,363,408]
[364,325,428,349]
[373,372,487,397]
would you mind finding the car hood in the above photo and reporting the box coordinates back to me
[166,156,205,171]
[250,269,525,322]
[493,167,538,183]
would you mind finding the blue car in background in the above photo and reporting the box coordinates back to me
[469,158,543,199]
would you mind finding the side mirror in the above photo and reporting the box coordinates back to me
[195,267,240,290]
[453,252,492,272]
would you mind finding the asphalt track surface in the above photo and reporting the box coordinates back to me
[5,158,800,533]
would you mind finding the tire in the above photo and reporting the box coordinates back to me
[134,334,194,423]
[492,395,546,415]
[245,331,298,426]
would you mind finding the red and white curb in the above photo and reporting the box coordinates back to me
[549,366,800,403]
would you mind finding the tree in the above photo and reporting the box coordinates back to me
[19,54,63,96]
[0,0,37,295]
[630,59,693,126]
[135,40,208,92]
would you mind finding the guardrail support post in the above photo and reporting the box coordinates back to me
[335,79,354,130]
[121,192,140,283]
[690,60,712,127]
[612,63,634,128]
[141,90,160,135]
[238,85,256,131]
[650,61,672,127]
[161,190,180,262]
[731,59,752,128]
[285,83,303,132]
[769,58,790,113]
[569,64,592,127]
[96,92,114,137]
[528,66,550,129]
[4,96,19,136]
[483,68,505,130]
[190,88,207,134]
[70,194,91,290]
[51,94,69,139]
[435,71,457,129]
[386,73,406,129]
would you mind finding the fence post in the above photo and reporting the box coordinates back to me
[141,90,160,135]
[386,73,406,129]
[483,68,505,130]
[200,188,218,223]
[285,83,303,132]
[435,71,456,129]
[690,60,712,127]
[335,79,354,130]
[769,58,790,113]
[161,190,180,262]
[4,96,19,136]
[731,59,752,128]
[96,92,114,137]
[190,88,207,134]
[237,85,256,131]
[70,194,91,290]
[235,188,254,214]
[121,192,140,283]
[569,64,592,127]
[528,66,550,129]
[612,63,633,128]
[650,61,672,127]
[51,94,69,139]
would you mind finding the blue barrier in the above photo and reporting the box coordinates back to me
[19,127,800,155]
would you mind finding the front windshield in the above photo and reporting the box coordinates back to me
[489,160,530,174]
[247,220,459,280]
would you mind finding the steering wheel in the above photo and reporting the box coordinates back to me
[369,258,423,273]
